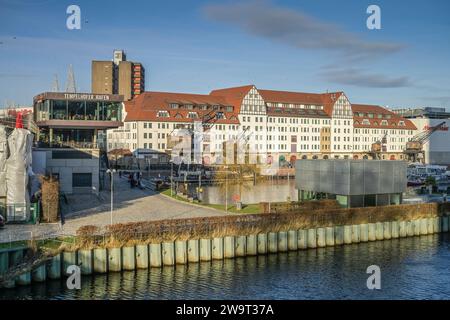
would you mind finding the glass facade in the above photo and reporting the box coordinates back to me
[35,99,121,122]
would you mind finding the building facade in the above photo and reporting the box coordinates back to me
[106,85,417,165]
[92,50,145,101]
[33,92,123,194]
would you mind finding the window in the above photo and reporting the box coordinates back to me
[157,111,169,117]
[72,173,92,188]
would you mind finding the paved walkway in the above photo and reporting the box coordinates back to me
[0,176,226,243]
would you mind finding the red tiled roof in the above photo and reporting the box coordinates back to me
[259,89,343,116]
[210,85,254,114]
[351,104,416,130]
[124,91,240,124]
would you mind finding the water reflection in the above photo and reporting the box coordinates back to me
[1,234,449,300]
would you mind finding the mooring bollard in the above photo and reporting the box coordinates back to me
[162,242,175,266]
[325,227,335,246]
[316,228,326,248]
[420,218,428,235]
[93,248,108,274]
[368,223,376,241]
[343,226,352,244]
[287,230,298,251]
[62,251,77,276]
[235,236,246,257]
[149,243,162,267]
[32,264,46,282]
[413,219,422,236]
[307,229,317,248]
[108,247,122,272]
[351,225,360,243]
[391,221,399,239]
[212,238,224,260]
[427,217,434,234]
[360,224,369,242]
[277,231,288,252]
[47,253,61,279]
[224,236,235,259]
[383,222,391,240]
[78,249,93,275]
[434,217,441,233]
[406,221,415,237]
[267,232,278,253]
[257,233,268,254]
[334,226,344,245]
[399,221,407,238]
[246,235,257,256]
[175,241,187,264]
[199,239,212,261]
[297,229,307,249]
[188,240,200,262]
[135,245,149,269]
[375,222,384,240]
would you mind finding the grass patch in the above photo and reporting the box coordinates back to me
[161,189,260,214]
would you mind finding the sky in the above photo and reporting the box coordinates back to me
[0,0,449,109]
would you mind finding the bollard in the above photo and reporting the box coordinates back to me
[162,242,175,266]
[325,227,335,246]
[383,222,391,240]
[246,235,257,256]
[78,249,93,275]
[268,232,278,253]
[47,253,61,280]
[32,264,47,282]
[391,221,399,239]
[224,236,235,259]
[307,229,317,249]
[175,241,187,264]
[399,221,407,238]
[343,226,352,244]
[257,233,268,254]
[442,216,449,232]
[93,248,108,274]
[136,245,149,269]
[360,224,369,242]
[199,239,212,261]
[188,240,200,262]
[212,238,224,260]
[108,247,122,272]
[235,236,246,257]
[287,230,298,251]
[434,217,441,233]
[368,223,376,241]
[375,222,384,240]
[427,218,434,234]
[149,243,162,267]
[406,221,415,237]
[316,228,326,248]
[278,231,288,252]
[420,218,428,235]
[122,246,136,270]
[335,226,344,245]
[351,225,360,243]
[62,251,77,276]
[413,219,421,236]
[297,230,307,249]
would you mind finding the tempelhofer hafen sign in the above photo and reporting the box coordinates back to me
[34,92,124,102]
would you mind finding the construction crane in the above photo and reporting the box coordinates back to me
[370,132,388,160]
[403,121,446,163]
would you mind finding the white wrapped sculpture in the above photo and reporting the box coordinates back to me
[0,125,8,198]
[5,128,33,221]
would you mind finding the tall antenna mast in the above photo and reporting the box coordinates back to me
[65,64,77,93]
[52,74,60,92]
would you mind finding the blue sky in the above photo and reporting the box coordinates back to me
[1,0,449,109]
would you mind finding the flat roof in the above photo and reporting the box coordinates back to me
[33,92,124,103]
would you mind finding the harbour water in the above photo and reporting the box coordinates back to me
[1,233,449,300]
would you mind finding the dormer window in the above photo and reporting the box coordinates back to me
[157,110,169,117]
[362,119,370,125]
[170,103,178,109]
[185,104,193,110]
[216,112,225,119]
[381,120,388,126]
[187,112,198,119]
[399,121,405,126]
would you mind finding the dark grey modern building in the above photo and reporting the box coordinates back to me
[295,159,407,208]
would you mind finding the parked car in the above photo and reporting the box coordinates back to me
[0,214,5,228]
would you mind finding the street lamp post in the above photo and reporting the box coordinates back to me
[106,169,116,226]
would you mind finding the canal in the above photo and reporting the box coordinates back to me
[1,233,449,300]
